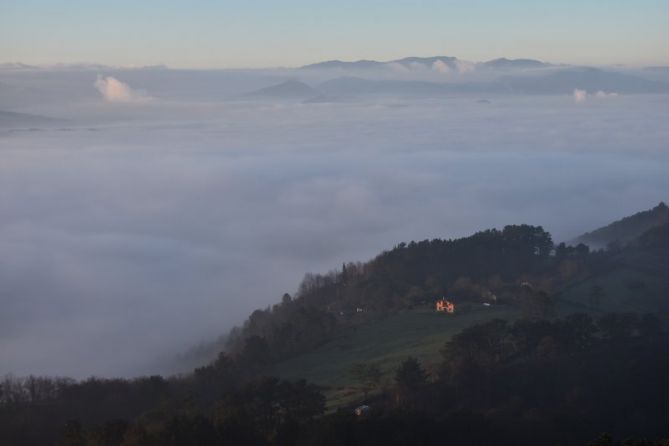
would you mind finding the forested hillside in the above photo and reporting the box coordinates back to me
[224,224,605,362]
[574,202,669,249]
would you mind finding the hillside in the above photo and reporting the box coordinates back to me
[224,213,669,407]
[558,219,669,309]
[270,237,669,409]
[573,202,669,249]
[3,217,669,445]
[225,225,557,359]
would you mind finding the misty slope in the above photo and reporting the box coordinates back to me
[243,79,319,99]
[496,67,669,94]
[574,202,669,249]
[301,59,387,71]
[299,56,669,96]
[482,57,549,69]
[556,219,669,315]
[316,70,667,97]
[0,110,64,125]
[639,220,669,250]
[315,76,451,97]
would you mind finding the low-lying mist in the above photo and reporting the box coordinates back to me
[1,70,668,378]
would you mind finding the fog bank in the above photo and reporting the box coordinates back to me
[1,69,668,377]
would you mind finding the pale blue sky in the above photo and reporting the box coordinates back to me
[1,0,667,68]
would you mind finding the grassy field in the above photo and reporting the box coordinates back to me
[270,304,520,409]
[270,254,668,410]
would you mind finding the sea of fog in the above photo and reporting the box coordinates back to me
[1,91,668,377]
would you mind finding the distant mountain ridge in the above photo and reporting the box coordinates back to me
[483,58,550,69]
[0,110,65,127]
[243,66,668,100]
[497,67,669,94]
[301,59,386,71]
[574,202,669,248]
[301,55,549,72]
[317,76,464,96]
[242,79,319,99]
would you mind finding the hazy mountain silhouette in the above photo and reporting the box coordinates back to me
[497,67,669,94]
[302,55,547,72]
[574,202,669,249]
[318,76,475,96]
[483,57,549,69]
[314,67,668,96]
[243,79,320,99]
[301,55,471,72]
[301,59,387,71]
[0,110,65,127]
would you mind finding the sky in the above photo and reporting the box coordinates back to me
[2,0,668,68]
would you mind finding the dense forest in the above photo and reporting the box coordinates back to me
[2,214,669,445]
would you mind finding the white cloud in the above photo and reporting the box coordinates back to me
[432,60,452,73]
[94,75,149,103]
[408,61,428,72]
[595,90,619,98]
[573,88,588,102]
[455,60,476,74]
[387,62,410,73]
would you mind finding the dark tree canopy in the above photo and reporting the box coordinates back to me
[395,357,428,390]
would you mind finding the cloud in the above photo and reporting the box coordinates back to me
[455,60,476,74]
[387,62,410,73]
[94,75,149,103]
[573,88,588,102]
[595,90,619,98]
[408,61,428,72]
[432,60,452,73]
[573,89,619,102]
